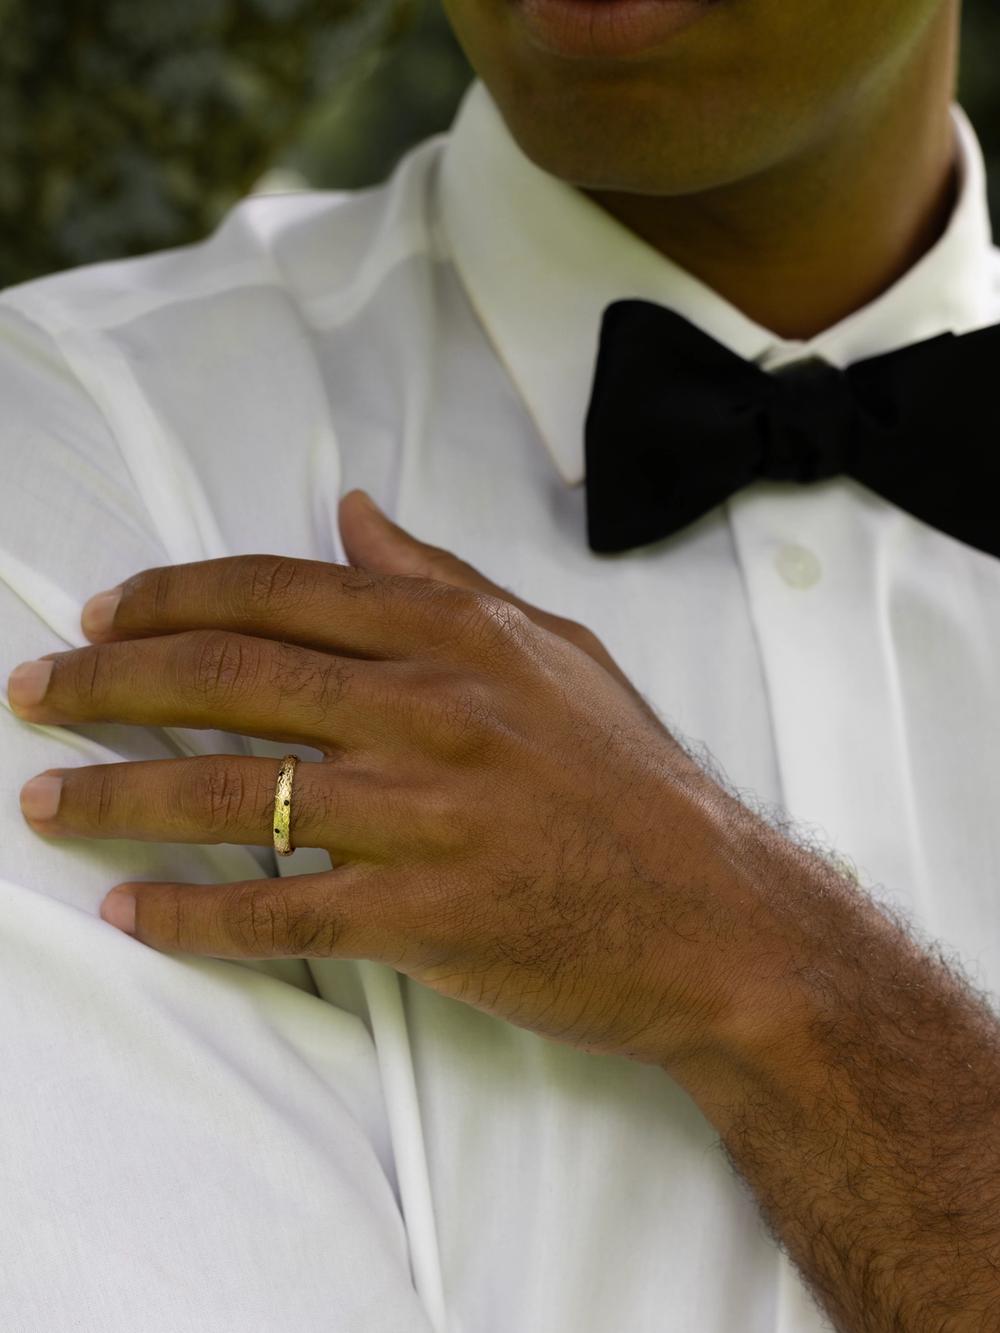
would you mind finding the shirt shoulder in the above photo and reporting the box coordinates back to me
[0,132,449,339]
[0,132,455,583]
[0,301,170,658]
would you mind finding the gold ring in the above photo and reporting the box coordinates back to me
[273,754,299,856]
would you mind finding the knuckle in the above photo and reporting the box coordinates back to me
[448,587,496,632]
[227,885,287,953]
[240,555,311,617]
[380,571,440,597]
[426,587,527,657]
[228,886,337,957]
[284,906,340,957]
[385,573,456,618]
[378,578,517,662]
[268,642,351,723]
[478,596,532,651]
[185,630,256,703]
[183,761,254,836]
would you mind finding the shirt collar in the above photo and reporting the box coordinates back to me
[437,79,996,488]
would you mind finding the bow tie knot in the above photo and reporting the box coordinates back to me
[758,356,857,483]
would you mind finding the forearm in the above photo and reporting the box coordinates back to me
[667,802,1000,1331]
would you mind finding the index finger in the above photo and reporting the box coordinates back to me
[81,554,493,663]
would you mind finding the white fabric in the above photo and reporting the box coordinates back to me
[1,76,999,1332]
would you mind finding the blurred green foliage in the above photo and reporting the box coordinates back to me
[279,0,473,191]
[955,0,1000,221]
[0,0,412,287]
[0,0,997,290]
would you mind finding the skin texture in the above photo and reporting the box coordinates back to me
[9,492,1000,1327]
[441,0,962,338]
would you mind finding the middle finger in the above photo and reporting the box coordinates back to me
[8,630,421,753]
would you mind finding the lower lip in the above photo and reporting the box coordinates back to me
[514,0,722,61]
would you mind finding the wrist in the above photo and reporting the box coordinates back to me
[663,978,820,1138]
[656,798,880,1134]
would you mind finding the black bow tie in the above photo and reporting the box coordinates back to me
[584,299,1000,561]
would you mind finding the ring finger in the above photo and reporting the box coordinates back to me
[19,755,416,860]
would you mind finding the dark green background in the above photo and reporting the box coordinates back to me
[1,0,996,289]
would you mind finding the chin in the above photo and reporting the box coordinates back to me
[506,109,749,196]
[493,69,770,195]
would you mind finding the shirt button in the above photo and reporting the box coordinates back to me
[775,543,822,589]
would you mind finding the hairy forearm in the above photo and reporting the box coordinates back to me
[668,801,1000,1331]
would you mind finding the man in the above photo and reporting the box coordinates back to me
[0,0,996,1328]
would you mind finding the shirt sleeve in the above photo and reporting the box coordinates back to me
[0,300,439,1332]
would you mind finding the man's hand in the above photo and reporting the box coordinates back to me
[10,487,1000,1328]
[6,489,791,1073]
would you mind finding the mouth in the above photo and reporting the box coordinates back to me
[511,0,726,62]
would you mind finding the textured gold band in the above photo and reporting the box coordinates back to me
[273,754,299,857]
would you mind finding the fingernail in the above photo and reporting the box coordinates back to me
[81,586,122,637]
[356,491,382,514]
[19,774,63,821]
[102,890,136,936]
[7,659,55,708]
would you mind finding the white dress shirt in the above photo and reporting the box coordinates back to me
[1,77,998,1333]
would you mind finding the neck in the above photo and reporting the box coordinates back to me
[582,4,961,343]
